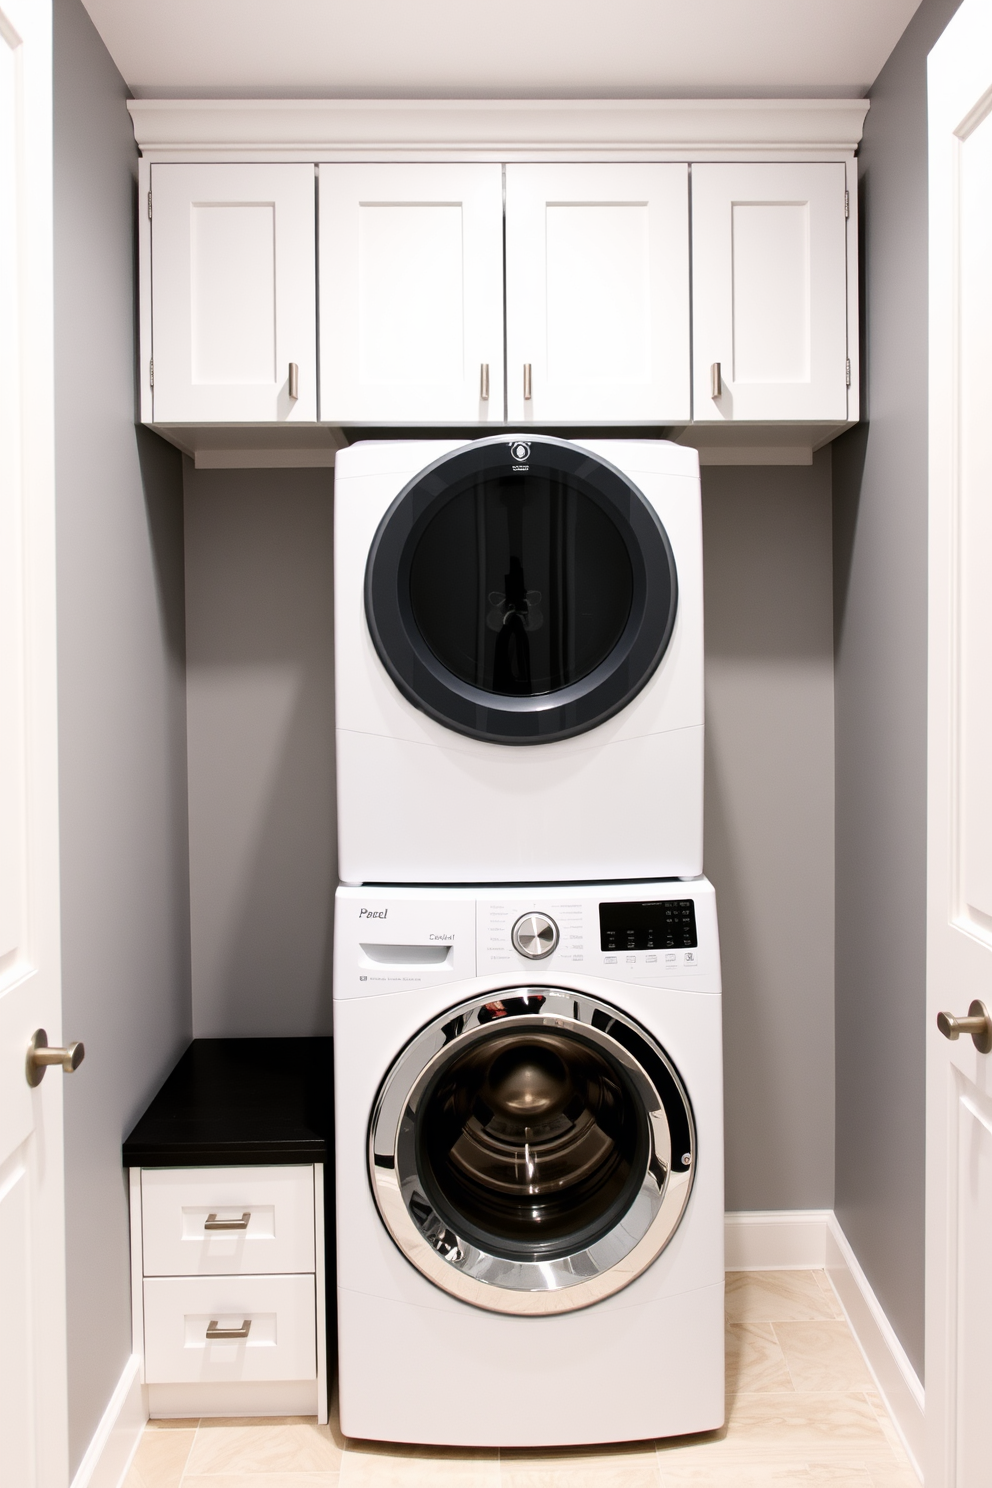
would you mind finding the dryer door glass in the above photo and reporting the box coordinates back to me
[409,473,633,698]
[365,435,678,744]
[369,988,696,1316]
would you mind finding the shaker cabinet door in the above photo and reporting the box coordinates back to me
[504,164,690,424]
[318,164,504,423]
[150,163,317,423]
[691,162,849,422]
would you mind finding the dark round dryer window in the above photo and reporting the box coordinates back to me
[409,473,633,697]
[364,435,679,745]
[416,1025,650,1262]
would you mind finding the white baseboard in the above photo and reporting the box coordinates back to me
[69,1354,147,1488]
[825,1214,925,1480]
[725,1209,832,1269]
[725,1210,924,1483]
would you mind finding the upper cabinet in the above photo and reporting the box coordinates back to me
[130,99,867,456]
[149,163,317,423]
[319,164,504,424]
[690,163,849,423]
[504,165,690,424]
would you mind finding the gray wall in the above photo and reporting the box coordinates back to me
[704,457,836,1211]
[184,465,336,1037]
[833,0,963,1382]
[53,0,191,1472]
[183,457,836,1209]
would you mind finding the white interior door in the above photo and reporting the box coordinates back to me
[151,163,317,423]
[0,0,69,1484]
[691,162,849,422]
[504,163,690,424]
[318,163,504,424]
[926,4,992,1485]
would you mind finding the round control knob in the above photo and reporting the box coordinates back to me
[511,912,559,960]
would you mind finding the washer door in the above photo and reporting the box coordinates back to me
[364,435,678,744]
[368,988,695,1315]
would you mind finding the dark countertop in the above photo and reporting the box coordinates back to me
[123,1037,334,1168]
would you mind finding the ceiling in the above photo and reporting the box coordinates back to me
[83,0,922,99]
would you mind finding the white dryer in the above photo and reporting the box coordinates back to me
[334,436,703,885]
[333,879,724,1447]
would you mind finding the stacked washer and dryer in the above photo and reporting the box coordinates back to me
[332,435,724,1447]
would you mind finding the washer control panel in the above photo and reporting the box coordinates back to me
[477,891,706,981]
[511,912,559,960]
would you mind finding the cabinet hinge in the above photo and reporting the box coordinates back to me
[846,358,851,387]
[149,358,154,388]
[845,189,850,219]
[147,191,152,220]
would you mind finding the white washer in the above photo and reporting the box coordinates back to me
[334,879,724,1447]
[334,436,703,885]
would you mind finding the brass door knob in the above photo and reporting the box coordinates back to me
[937,1000,992,1054]
[26,1029,85,1087]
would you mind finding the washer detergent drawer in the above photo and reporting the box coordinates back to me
[141,1166,315,1276]
[143,1274,317,1383]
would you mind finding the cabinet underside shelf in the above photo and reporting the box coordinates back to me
[151,419,853,470]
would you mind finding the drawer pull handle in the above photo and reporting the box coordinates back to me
[206,1319,251,1340]
[204,1212,250,1231]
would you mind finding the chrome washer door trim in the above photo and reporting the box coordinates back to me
[368,988,695,1316]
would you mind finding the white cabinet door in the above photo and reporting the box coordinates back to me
[150,163,317,423]
[504,164,690,424]
[319,164,504,424]
[691,163,849,422]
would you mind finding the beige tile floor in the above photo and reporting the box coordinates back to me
[123,1271,920,1488]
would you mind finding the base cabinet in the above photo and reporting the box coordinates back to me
[130,1164,328,1422]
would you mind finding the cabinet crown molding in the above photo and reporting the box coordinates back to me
[127,97,869,162]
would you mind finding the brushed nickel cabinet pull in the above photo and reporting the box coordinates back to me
[204,1212,251,1231]
[26,1030,85,1088]
[710,362,722,399]
[288,362,299,400]
[206,1319,251,1340]
[480,363,490,401]
[523,363,532,401]
[937,1000,992,1054]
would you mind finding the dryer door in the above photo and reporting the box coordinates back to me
[364,435,678,744]
[368,988,695,1315]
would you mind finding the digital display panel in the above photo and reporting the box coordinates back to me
[599,900,698,952]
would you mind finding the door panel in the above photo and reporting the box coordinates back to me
[319,164,504,423]
[952,1081,992,1484]
[691,162,848,421]
[0,0,68,1482]
[927,3,992,1483]
[505,164,690,423]
[151,163,317,422]
[958,106,992,929]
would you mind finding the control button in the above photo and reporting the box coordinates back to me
[646,954,657,964]
[665,952,678,964]
[683,950,697,966]
[604,955,617,964]
[511,912,559,960]
[626,954,637,964]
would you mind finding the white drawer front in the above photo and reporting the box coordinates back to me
[141,1166,315,1276]
[143,1274,317,1383]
